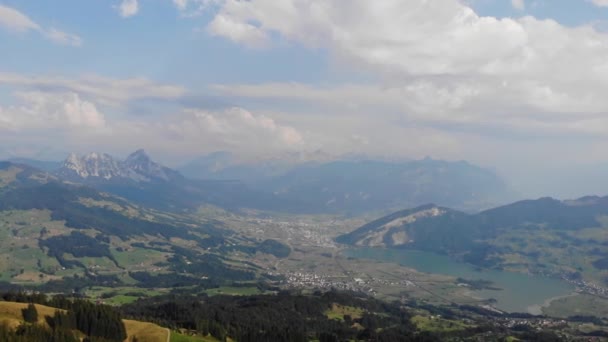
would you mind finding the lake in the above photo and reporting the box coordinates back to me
[343,248,574,313]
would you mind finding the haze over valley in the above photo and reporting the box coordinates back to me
[2,0,608,341]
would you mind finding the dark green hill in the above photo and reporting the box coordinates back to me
[337,196,608,285]
[338,196,608,248]
[336,204,476,251]
[0,163,284,293]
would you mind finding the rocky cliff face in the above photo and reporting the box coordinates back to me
[61,152,124,180]
[123,149,181,182]
[58,149,182,183]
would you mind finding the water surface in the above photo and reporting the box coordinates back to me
[344,248,574,313]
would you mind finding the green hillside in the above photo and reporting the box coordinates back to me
[0,163,284,298]
[0,301,169,342]
[337,198,608,288]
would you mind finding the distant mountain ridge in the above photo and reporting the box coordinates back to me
[337,196,608,287]
[337,196,608,249]
[51,150,293,212]
[58,149,182,183]
[6,158,61,172]
[5,151,514,214]
[180,152,514,212]
[260,158,511,212]
[179,150,333,182]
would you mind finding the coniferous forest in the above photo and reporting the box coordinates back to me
[0,288,582,341]
[0,292,126,342]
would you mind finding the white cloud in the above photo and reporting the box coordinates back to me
[0,4,39,32]
[0,4,82,46]
[203,0,608,78]
[0,72,187,107]
[169,107,303,147]
[115,0,139,18]
[206,0,529,75]
[213,81,608,136]
[44,27,83,46]
[204,0,608,136]
[589,0,608,7]
[173,0,190,10]
[76,107,305,158]
[512,0,525,10]
[207,15,269,47]
[0,91,105,131]
[0,87,304,159]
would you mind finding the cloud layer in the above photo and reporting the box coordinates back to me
[0,4,81,46]
[0,72,303,160]
[0,91,105,131]
[205,0,608,137]
[0,73,187,107]
[589,0,608,7]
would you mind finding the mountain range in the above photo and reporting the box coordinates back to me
[168,151,516,213]
[47,150,289,212]
[252,158,512,213]
[4,150,513,214]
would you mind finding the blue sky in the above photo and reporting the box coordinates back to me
[2,1,605,84]
[1,0,330,84]
[475,0,608,24]
[2,0,606,82]
[2,0,608,197]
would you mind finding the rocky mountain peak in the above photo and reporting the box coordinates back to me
[126,149,150,163]
[123,149,178,182]
[58,150,182,183]
[60,152,124,180]
[66,152,80,164]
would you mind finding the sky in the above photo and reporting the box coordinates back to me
[2,0,608,197]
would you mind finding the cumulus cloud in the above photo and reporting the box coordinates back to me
[66,106,306,159]
[589,0,608,7]
[173,0,188,10]
[0,4,39,32]
[166,107,303,148]
[0,72,187,107]
[204,0,554,75]
[511,0,525,10]
[212,78,608,136]
[0,89,305,159]
[208,15,269,47]
[44,27,83,46]
[0,4,81,46]
[0,91,105,131]
[115,0,139,18]
[204,0,608,137]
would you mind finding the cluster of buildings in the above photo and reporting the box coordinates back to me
[242,217,337,248]
[570,278,608,298]
[283,271,367,292]
[498,317,568,329]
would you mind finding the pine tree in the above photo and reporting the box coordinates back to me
[22,303,38,323]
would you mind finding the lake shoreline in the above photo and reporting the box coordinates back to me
[344,247,574,313]
[526,292,580,316]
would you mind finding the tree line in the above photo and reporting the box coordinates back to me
[0,292,127,342]
[121,290,438,342]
